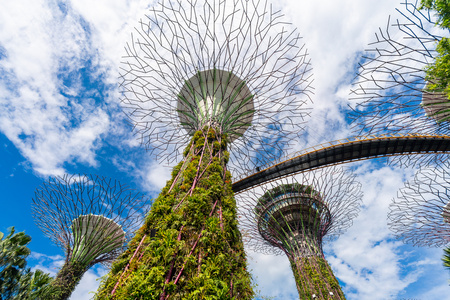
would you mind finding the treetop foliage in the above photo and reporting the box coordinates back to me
[0,227,52,300]
[421,0,450,29]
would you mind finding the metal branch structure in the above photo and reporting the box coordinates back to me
[350,0,444,136]
[120,0,313,175]
[346,0,450,170]
[31,174,147,300]
[95,1,312,299]
[237,166,362,299]
[388,161,450,247]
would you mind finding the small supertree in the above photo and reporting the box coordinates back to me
[388,161,450,247]
[388,161,450,281]
[31,174,147,300]
[96,0,312,298]
[237,166,362,299]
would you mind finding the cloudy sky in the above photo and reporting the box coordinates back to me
[0,0,449,299]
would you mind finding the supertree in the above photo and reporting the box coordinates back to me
[349,0,444,135]
[119,0,312,173]
[237,166,362,299]
[31,174,147,300]
[95,0,312,299]
[347,0,450,170]
[388,161,450,247]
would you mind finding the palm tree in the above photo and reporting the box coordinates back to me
[12,269,53,300]
[0,227,52,300]
[442,246,450,272]
[0,227,31,299]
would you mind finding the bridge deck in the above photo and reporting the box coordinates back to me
[232,134,450,193]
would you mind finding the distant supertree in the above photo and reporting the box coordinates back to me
[237,166,362,299]
[350,0,444,135]
[388,161,450,247]
[348,0,450,169]
[96,0,312,298]
[31,174,147,300]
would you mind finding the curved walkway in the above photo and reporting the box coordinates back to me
[232,134,450,193]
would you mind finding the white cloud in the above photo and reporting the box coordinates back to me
[247,250,298,299]
[2,0,449,299]
[29,252,65,277]
[0,0,113,176]
[29,251,107,300]
[70,266,108,300]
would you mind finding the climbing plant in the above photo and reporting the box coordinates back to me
[96,128,254,299]
[421,1,450,101]
[290,256,345,300]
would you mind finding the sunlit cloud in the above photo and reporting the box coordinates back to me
[2,1,450,299]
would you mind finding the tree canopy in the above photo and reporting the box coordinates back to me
[421,1,450,100]
[0,227,52,300]
[421,0,450,28]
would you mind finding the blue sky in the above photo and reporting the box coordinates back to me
[0,0,449,299]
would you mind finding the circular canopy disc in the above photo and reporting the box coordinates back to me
[70,214,126,266]
[177,69,254,142]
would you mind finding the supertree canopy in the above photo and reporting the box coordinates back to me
[95,0,313,299]
[31,174,147,300]
[120,0,313,173]
[237,166,362,299]
[349,0,444,135]
[348,0,450,169]
[388,161,450,247]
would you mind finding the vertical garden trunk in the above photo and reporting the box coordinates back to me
[50,261,86,300]
[95,128,254,299]
[290,255,345,300]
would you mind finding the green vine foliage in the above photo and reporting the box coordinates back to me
[425,38,450,100]
[290,256,345,300]
[442,246,450,276]
[95,128,254,299]
[421,1,450,102]
[420,0,450,29]
[49,261,86,300]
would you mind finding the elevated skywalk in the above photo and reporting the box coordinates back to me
[232,134,450,193]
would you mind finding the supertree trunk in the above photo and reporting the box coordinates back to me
[50,261,86,300]
[237,169,361,300]
[96,127,254,299]
[290,255,345,300]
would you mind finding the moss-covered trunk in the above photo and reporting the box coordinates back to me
[290,255,345,300]
[50,261,86,300]
[95,128,254,299]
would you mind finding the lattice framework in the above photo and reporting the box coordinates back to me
[120,0,313,175]
[389,162,450,247]
[237,166,362,256]
[350,0,445,135]
[32,174,147,267]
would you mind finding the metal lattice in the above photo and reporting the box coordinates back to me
[389,162,450,247]
[120,0,313,176]
[31,174,148,268]
[349,0,445,135]
[237,166,362,257]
